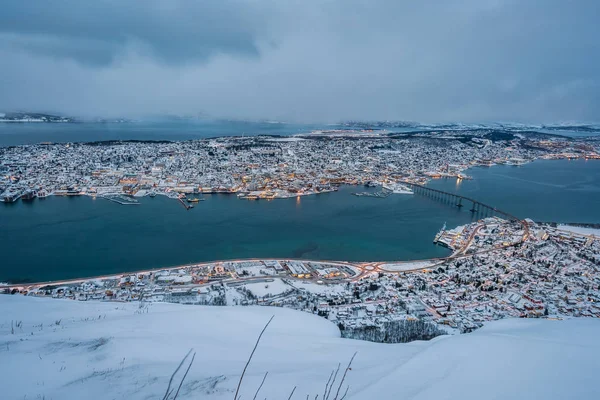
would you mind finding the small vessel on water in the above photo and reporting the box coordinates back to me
[148,191,157,198]
[187,197,204,203]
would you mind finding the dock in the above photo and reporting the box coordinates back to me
[178,196,192,210]
[352,189,391,198]
[101,194,140,205]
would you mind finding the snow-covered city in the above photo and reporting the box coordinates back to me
[3,1,600,398]
[2,127,600,400]
[1,129,598,203]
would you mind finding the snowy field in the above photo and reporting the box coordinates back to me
[240,279,292,297]
[558,224,600,237]
[292,280,348,295]
[1,296,600,400]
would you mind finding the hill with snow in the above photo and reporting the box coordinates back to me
[1,296,599,400]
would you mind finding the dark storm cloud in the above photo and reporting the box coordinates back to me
[0,0,263,65]
[0,0,599,122]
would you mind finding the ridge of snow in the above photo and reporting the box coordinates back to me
[1,296,599,400]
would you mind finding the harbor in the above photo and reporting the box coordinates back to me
[0,185,466,283]
[100,194,140,205]
[352,189,392,198]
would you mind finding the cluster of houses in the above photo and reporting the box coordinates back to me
[5,128,594,202]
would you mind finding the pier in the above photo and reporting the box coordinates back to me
[100,194,140,205]
[178,196,192,210]
[352,189,391,198]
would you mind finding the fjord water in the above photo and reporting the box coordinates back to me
[0,186,469,283]
[428,159,600,223]
[0,120,334,146]
[1,159,599,283]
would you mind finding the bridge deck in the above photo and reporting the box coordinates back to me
[404,182,520,221]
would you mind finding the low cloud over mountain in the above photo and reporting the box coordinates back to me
[1,0,599,122]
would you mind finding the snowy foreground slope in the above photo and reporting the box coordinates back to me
[1,296,599,400]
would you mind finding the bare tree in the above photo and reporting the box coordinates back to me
[323,370,334,399]
[234,315,274,400]
[162,349,195,400]
[333,353,356,400]
[173,352,196,400]
[325,364,340,400]
[287,386,297,400]
[159,317,358,400]
[252,371,269,400]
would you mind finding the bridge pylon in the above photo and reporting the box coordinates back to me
[470,201,477,213]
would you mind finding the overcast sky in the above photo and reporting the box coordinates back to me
[1,0,599,123]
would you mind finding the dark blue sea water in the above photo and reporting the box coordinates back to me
[0,120,335,146]
[1,160,599,283]
[0,185,473,283]
[428,159,600,223]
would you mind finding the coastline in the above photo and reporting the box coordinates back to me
[3,216,597,344]
[3,154,597,205]
[5,159,599,285]
[1,205,529,289]
[2,141,598,284]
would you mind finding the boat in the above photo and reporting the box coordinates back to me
[187,197,204,203]
[148,191,157,198]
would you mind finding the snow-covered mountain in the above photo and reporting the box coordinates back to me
[1,296,599,400]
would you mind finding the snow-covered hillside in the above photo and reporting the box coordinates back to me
[1,296,599,400]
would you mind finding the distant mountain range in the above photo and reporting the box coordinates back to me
[0,112,73,123]
[1,112,599,134]
[342,120,600,133]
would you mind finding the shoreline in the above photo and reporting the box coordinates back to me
[2,159,598,286]
[0,161,562,287]
[0,257,360,290]
[1,209,530,289]
[3,156,597,205]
